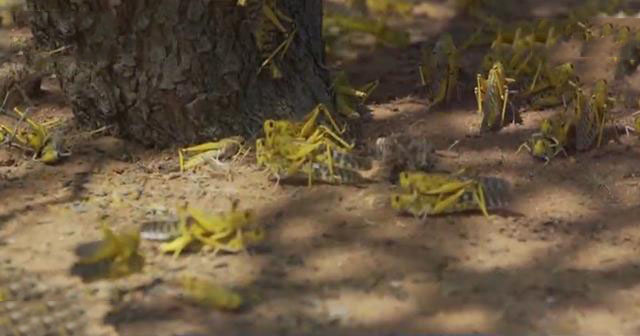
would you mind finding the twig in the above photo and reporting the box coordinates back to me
[0,86,15,115]
[447,139,460,151]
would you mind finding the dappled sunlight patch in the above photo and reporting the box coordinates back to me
[411,305,503,334]
[290,246,396,283]
[272,218,326,245]
[561,243,640,271]
[455,237,555,271]
[510,185,593,215]
[318,290,417,327]
[413,2,456,19]
[540,305,626,335]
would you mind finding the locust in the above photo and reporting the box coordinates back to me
[517,107,572,164]
[616,32,640,78]
[0,107,70,164]
[481,21,551,78]
[262,103,348,147]
[568,82,612,152]
[476,61,520,132]
[176,273,243,311]
[156,200,262,258]
[517,133,568,164]
[258,104,369,186]
[322,13,410,49]
[178,136,245,172]
[258,134,369,186]
[395,171,510,218]
[586,79,614,147]
[526,62,578,109]
[518,80,609,163]
[373,133,438,183]
[248,0,297,78]
[71,224,145,282]
[419,33,460,109]
[331,71,379,119]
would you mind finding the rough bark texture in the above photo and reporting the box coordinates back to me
[25,0,331,147]
[0,60,43,110]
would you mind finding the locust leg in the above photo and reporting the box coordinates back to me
[280,27,297,60]
[529,60,543,94]
[181,141,235,153]
[179,141,235,172]
[501,84,509,126]
[430,78,447,109]
[475,74,484,115]
[258,29,297,76]
[194,229,236,250]
[13,107,44,134]
[324,145,335,176]
[359,80,379,104]
[262,3,288,33]
[299,104,323,138]
[418,65,428,86]
[160,234,194,259]
[430,188,467,215]
[336,94,361,119]
[178,150,191,172]
[471,184,490,218]
[596,110,606,148]
[513,49,534,76]
[313,125,354,149]
[419,179,475,195]
[516,141,531,154]
[282,141,323,161]
[301,103,346,137]
[285,156,313,186]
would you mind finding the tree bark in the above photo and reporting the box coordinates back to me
[25,0,331,147]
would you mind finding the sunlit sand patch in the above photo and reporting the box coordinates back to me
[289,246,396,283]
[560,243,640,271]
[541,306,625,336]
[412,305,503,334]
[510,186,593,215]
[318,291,417,326]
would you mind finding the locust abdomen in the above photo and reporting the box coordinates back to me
[477,176,510,209]
[140,220,182,241]
[309,163,367,185]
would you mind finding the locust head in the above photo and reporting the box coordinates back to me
[398,171,412,190]
[263,120,277,139]
[390,193,413,211]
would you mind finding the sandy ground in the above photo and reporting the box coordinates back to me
[1,1,640,335]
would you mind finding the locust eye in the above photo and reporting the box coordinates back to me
[393,195,401,203]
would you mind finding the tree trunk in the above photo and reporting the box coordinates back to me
[25,0,331,147]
